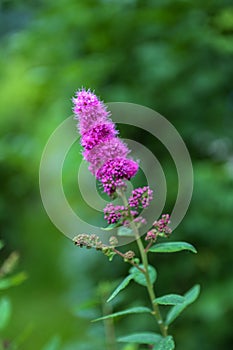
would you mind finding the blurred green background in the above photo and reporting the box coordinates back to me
[0,0,233,349]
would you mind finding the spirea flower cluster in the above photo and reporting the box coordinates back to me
[128,186,153,209]
[73,89,139,195]
[153,214,171,234]
[103,186,153,226]
[145,214,172,241]
[104,202,138,225]
[103,203,125,224]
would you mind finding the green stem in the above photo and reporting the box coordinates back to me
[101,290,117,350]
[118,190,168,337]
[112,248,145,273]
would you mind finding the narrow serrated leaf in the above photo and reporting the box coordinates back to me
[165,285,200,325]
[0,297,11,330]
[117,332,162,344]
[155,294,185,305]
[154,336,175,350]
[129,265,157,287]
[117,226,134,237]
[92,306,152,322]
[107,275,133,302]
[0,272,27,290]
[149,241,197,254]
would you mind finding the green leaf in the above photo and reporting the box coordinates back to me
[101,223,119,231]
[184,284,201,304]
[107,275,133,302]
[117,226,134,237]
[155,294,185,305]
[149,241,197,254]
[165,285,200,325]
[129,265,157,287]
[0,272,27,290]
[0,240,4,250]
[154,336,175,350]
[0,297,11,330]
[92,306,152,322]
[117,332,162,344]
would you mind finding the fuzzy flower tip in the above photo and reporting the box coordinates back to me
[73,89,110,134]
[128,186,153,209]
[73,88,139,195]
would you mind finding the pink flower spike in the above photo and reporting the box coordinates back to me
[73,88,139,196]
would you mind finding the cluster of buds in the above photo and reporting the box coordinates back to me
[123,250,136,260]
[73,234,118,261]
[153,214,172,235]
[103,186,153,227]
[145,214,172,241]
[103,203,138,226]
[73,234,103,250]
[128,186,153,209]
[73,234,137,263]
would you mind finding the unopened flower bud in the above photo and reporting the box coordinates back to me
[145,230,157,241]
[124,250,135,260]
[109,236,118,246]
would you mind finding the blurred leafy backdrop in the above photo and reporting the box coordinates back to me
[0,0,232,349]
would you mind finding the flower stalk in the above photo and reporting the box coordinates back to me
[118,189,167,337]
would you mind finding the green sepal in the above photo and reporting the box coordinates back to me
[155,294,185,305]
[108,251,116,261]
[92,306,152,322]
[153,335,175,350]
[149,241,197,254]
[129,265,157,287]
[165,284,200,325]
[107,275,133,303]
[117,332,162,344]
